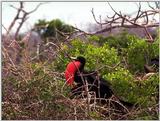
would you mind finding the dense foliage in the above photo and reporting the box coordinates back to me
[54,31,159,119]
[2,29,159,120]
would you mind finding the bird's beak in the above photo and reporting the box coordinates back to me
[70,56,77,60]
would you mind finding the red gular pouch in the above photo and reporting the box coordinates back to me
[65,61,81,87]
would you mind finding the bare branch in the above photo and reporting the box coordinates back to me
[2,24,13,41]
[94,23,159,35]
[14,13,28,39]
[144,11,149,25]
[143,26,153,42]
[91,8,117,26]
[5,2,46,39]
[2,24,9,33]
[155,1,160,9]
[14,2,44,39]
[10,2,26,14]
[7,2,23,35]
[88,2,158,42]
[91,8,102,25]
[147,2,156,10]
[134,2,141,23]
[27,2,46,14]
[108,2,142,27]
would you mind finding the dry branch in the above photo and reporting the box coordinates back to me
[7,2,23,35]
[90,2,159,42]
[6,2,45,39]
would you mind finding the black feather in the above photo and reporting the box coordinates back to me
[71,56,134,107]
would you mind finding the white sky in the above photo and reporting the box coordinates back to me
[2,2,158,34]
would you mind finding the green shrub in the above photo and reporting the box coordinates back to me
[104,67,136,103]
[3,29,159,120]
[88,32,159,73]
[127,38,159,73]
[55,39,120,74]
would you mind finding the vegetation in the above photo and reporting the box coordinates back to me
[34,19,73,43]
[56,31,159,106]
[2,0,159,119]
[2,27,159,120]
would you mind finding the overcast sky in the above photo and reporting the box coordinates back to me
[2,2,158,34]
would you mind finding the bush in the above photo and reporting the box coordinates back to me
[127,38,159,73]
[88,32,159,73]
[105,67,159,107]
[2,61,70,120]
[3,29,159,120]
[55,39,120,74]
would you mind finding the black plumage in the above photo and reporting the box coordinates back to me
[69,56,134,107]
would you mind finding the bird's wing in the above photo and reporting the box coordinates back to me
[82,71,112,87]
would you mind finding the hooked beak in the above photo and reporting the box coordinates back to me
[70,56,77,60]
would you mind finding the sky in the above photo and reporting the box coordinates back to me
[2,1,158,34]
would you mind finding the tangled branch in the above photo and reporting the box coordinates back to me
[6,2,46,39]
[91,2,159,42]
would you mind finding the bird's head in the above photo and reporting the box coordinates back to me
[65,56,86,86]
